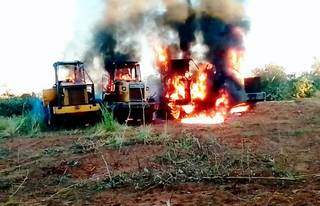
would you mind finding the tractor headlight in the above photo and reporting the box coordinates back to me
[146,86,149,91]
[122,86,126,92]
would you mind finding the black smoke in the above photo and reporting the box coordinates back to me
[86,0,249,105]
[90,28,132,73]
[165,9,249,104]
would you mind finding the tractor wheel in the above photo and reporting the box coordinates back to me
[44,106,57,129]
[144,110,154,124]
[113,109,128,124]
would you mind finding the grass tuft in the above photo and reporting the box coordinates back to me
[100,106,118,132]
[137,125,152,144]
[0,112,45,138]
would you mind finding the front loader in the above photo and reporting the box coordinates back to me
[42,61,100,126]
[102,61,157,124]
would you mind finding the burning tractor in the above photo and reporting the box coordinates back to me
[102,61,158,124]
[158,58,265,124]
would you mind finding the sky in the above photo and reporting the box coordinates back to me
[0,0,320,94]
[243,0,320,75]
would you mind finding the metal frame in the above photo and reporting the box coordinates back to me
[53,61,96,106]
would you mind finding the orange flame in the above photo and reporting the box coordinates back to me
[181,90,229,124]
[190,73,207,100]
[181,112,225,125]
[166,76,187,101]
[182,104,195,114]
[226,48,245,86]
[181,90,249,125]
[230,103,250,114]
[155,44,169,71]
[156,39,250,125]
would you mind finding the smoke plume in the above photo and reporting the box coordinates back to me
[86,0,249,103]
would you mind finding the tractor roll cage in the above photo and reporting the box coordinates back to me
[53,61,96,107]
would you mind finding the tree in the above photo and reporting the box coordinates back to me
[311,57,320,76]
[311,57,320,90]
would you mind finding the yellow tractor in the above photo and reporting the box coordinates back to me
[103,61,157,124]
[43,61,101,126]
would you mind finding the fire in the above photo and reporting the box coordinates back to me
[181,90,230,125]
[155,44,169,71]
[181,92,250,125]
[158,49,167,63]
[230,103,250,114]
[181,112,225,125]
[165,76,187,100]
[66,72,75,83]
[156,41,250,125]
[226,48,245,86]
[182,104,195,114]
[190,72,207,100]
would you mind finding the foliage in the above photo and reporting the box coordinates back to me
[0,117,17,138]
[0,112,45,138]
[15,113,43,136]
[0,97,33,117]
[253,64,318,100]
[253,64,291,100]
[311,57,320,76]
[291,75,316,98]
[99,105,119,133]
[310,59,320,90]
[137,125,152,143]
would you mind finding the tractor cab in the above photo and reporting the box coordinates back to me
[103,61,145,103]
[53,61,96,106]
[55,61,86,85]
[42,61,100,126]
[114,63,141,82]
[102,61,157,124]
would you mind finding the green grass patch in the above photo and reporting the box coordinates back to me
[0,112,45,138]
[100,105,119,133]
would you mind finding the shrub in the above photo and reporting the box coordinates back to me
[253,64,291,100]
[253,64,320,100]
[0,117,17,138]
[0,113,44,138]
[310,74,320,91]
[15,113,44,136]
[0,97,33,117]
[291,76,316,98]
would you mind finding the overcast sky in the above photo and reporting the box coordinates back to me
[0,0,319,94]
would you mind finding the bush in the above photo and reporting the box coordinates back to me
[0,112,45,138]
[254,64,319,100]
[0,97,33,117]
[0,117,17,138]
[15,113,44,136]
[253,64,291,100]
[291,75,316,98]
[0,97,46,137]
[310,74,320,91]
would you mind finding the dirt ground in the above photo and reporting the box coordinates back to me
[1,98,320,205]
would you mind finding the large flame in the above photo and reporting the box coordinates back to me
[156,42,249,125]
[190,72,207,100]
[181,91,249,125]
[165,76,187,100]
[181,89,230,124]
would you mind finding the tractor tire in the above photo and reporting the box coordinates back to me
[44,106,55,128]
[113,109,128,124]
[144,110,154,124]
